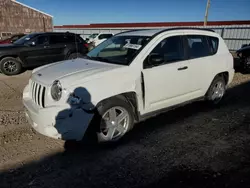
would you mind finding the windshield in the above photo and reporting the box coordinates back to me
[87,35,151,65]
[13,33,37,45]
[89,33,99,39]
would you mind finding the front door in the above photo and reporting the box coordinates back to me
[20,35,53,67]
[142,35,200,113]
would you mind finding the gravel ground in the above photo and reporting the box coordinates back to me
[1,71,250,188]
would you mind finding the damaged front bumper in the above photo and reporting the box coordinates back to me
[23,86,94,141]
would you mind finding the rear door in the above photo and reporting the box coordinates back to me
[48,34,67,62]
[183,34,217,95]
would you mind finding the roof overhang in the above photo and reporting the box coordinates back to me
[12,0,53,18]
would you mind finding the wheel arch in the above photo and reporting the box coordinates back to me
[0,55,24,65]
[205,71,229,96]
[95,91,140,122]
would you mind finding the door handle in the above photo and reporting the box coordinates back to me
[178,66,188,71]
[44,46,50,48]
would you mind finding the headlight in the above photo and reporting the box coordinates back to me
[51,80,62,101]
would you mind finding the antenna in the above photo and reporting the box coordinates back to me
[204,0,211,26]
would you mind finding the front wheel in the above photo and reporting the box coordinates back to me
[87,97,134,143]
[205,76,226,105]
[0,57,22,76]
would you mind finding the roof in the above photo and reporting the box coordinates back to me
[117,28,215,37]
[54,20,250,29]
[12,0,53,17]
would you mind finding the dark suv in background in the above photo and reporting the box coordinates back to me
[0,32,89,75]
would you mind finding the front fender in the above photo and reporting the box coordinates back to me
[66,72,141,108]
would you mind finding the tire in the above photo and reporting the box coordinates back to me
[67,53,83,60]
[0,57,22,76]
[242,56,250,73]
[85,96,134,143]
[205,76,226,105]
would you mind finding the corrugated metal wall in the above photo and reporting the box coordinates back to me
[54,25,250,51]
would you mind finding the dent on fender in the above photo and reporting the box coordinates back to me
[54,87,95,141]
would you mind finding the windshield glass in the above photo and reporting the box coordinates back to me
[89,33,99,39]
[87,35,151,65]
[13,33,37,45]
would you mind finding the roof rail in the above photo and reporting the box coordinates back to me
[116,27,214,35]
[165,27,215,32]
[114,29,150,36]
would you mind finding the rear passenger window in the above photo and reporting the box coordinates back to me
[207,36,219,55]
[50,35,64,44]
[185,35,211,59]
[64,34,82,43]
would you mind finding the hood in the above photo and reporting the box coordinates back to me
[32,58,122,86]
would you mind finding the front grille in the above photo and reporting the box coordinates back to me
[30,81,46,108]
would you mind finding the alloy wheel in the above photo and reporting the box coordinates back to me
[99,106,130,141]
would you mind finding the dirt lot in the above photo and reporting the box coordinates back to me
[1,71,250,188]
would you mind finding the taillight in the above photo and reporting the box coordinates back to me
[84,43,88,48]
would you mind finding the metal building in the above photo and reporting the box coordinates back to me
[0,0,53,39]
[54,20,250,51]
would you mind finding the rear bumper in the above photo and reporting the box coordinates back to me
[23,85,94,141]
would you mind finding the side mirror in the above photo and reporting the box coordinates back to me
[148,53,164,67]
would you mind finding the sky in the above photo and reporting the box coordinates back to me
[18,0,250,25]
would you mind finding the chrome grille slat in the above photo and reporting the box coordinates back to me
[37,85,41,106]
[33,83,37,103]
[30,81,46,108]
[31,81,35,100]
[39,86,43,107]
[34,83,38,104]
[41,87,45,108]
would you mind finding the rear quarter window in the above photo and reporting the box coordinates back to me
[64,34,85,43]
[207,36,219,55]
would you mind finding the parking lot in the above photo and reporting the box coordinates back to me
[0,70,250,187]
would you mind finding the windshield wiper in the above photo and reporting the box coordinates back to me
[91,56,117,64]
[82,55,93,60]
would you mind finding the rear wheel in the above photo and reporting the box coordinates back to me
[0,57,22,76]
[205,76,226,105]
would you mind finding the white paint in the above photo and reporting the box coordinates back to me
[23,29,234,141]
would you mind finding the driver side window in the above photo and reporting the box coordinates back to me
[36,35,49,45]
[144,35,185,68]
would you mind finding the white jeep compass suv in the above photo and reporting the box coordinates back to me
[23,28,235,143]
